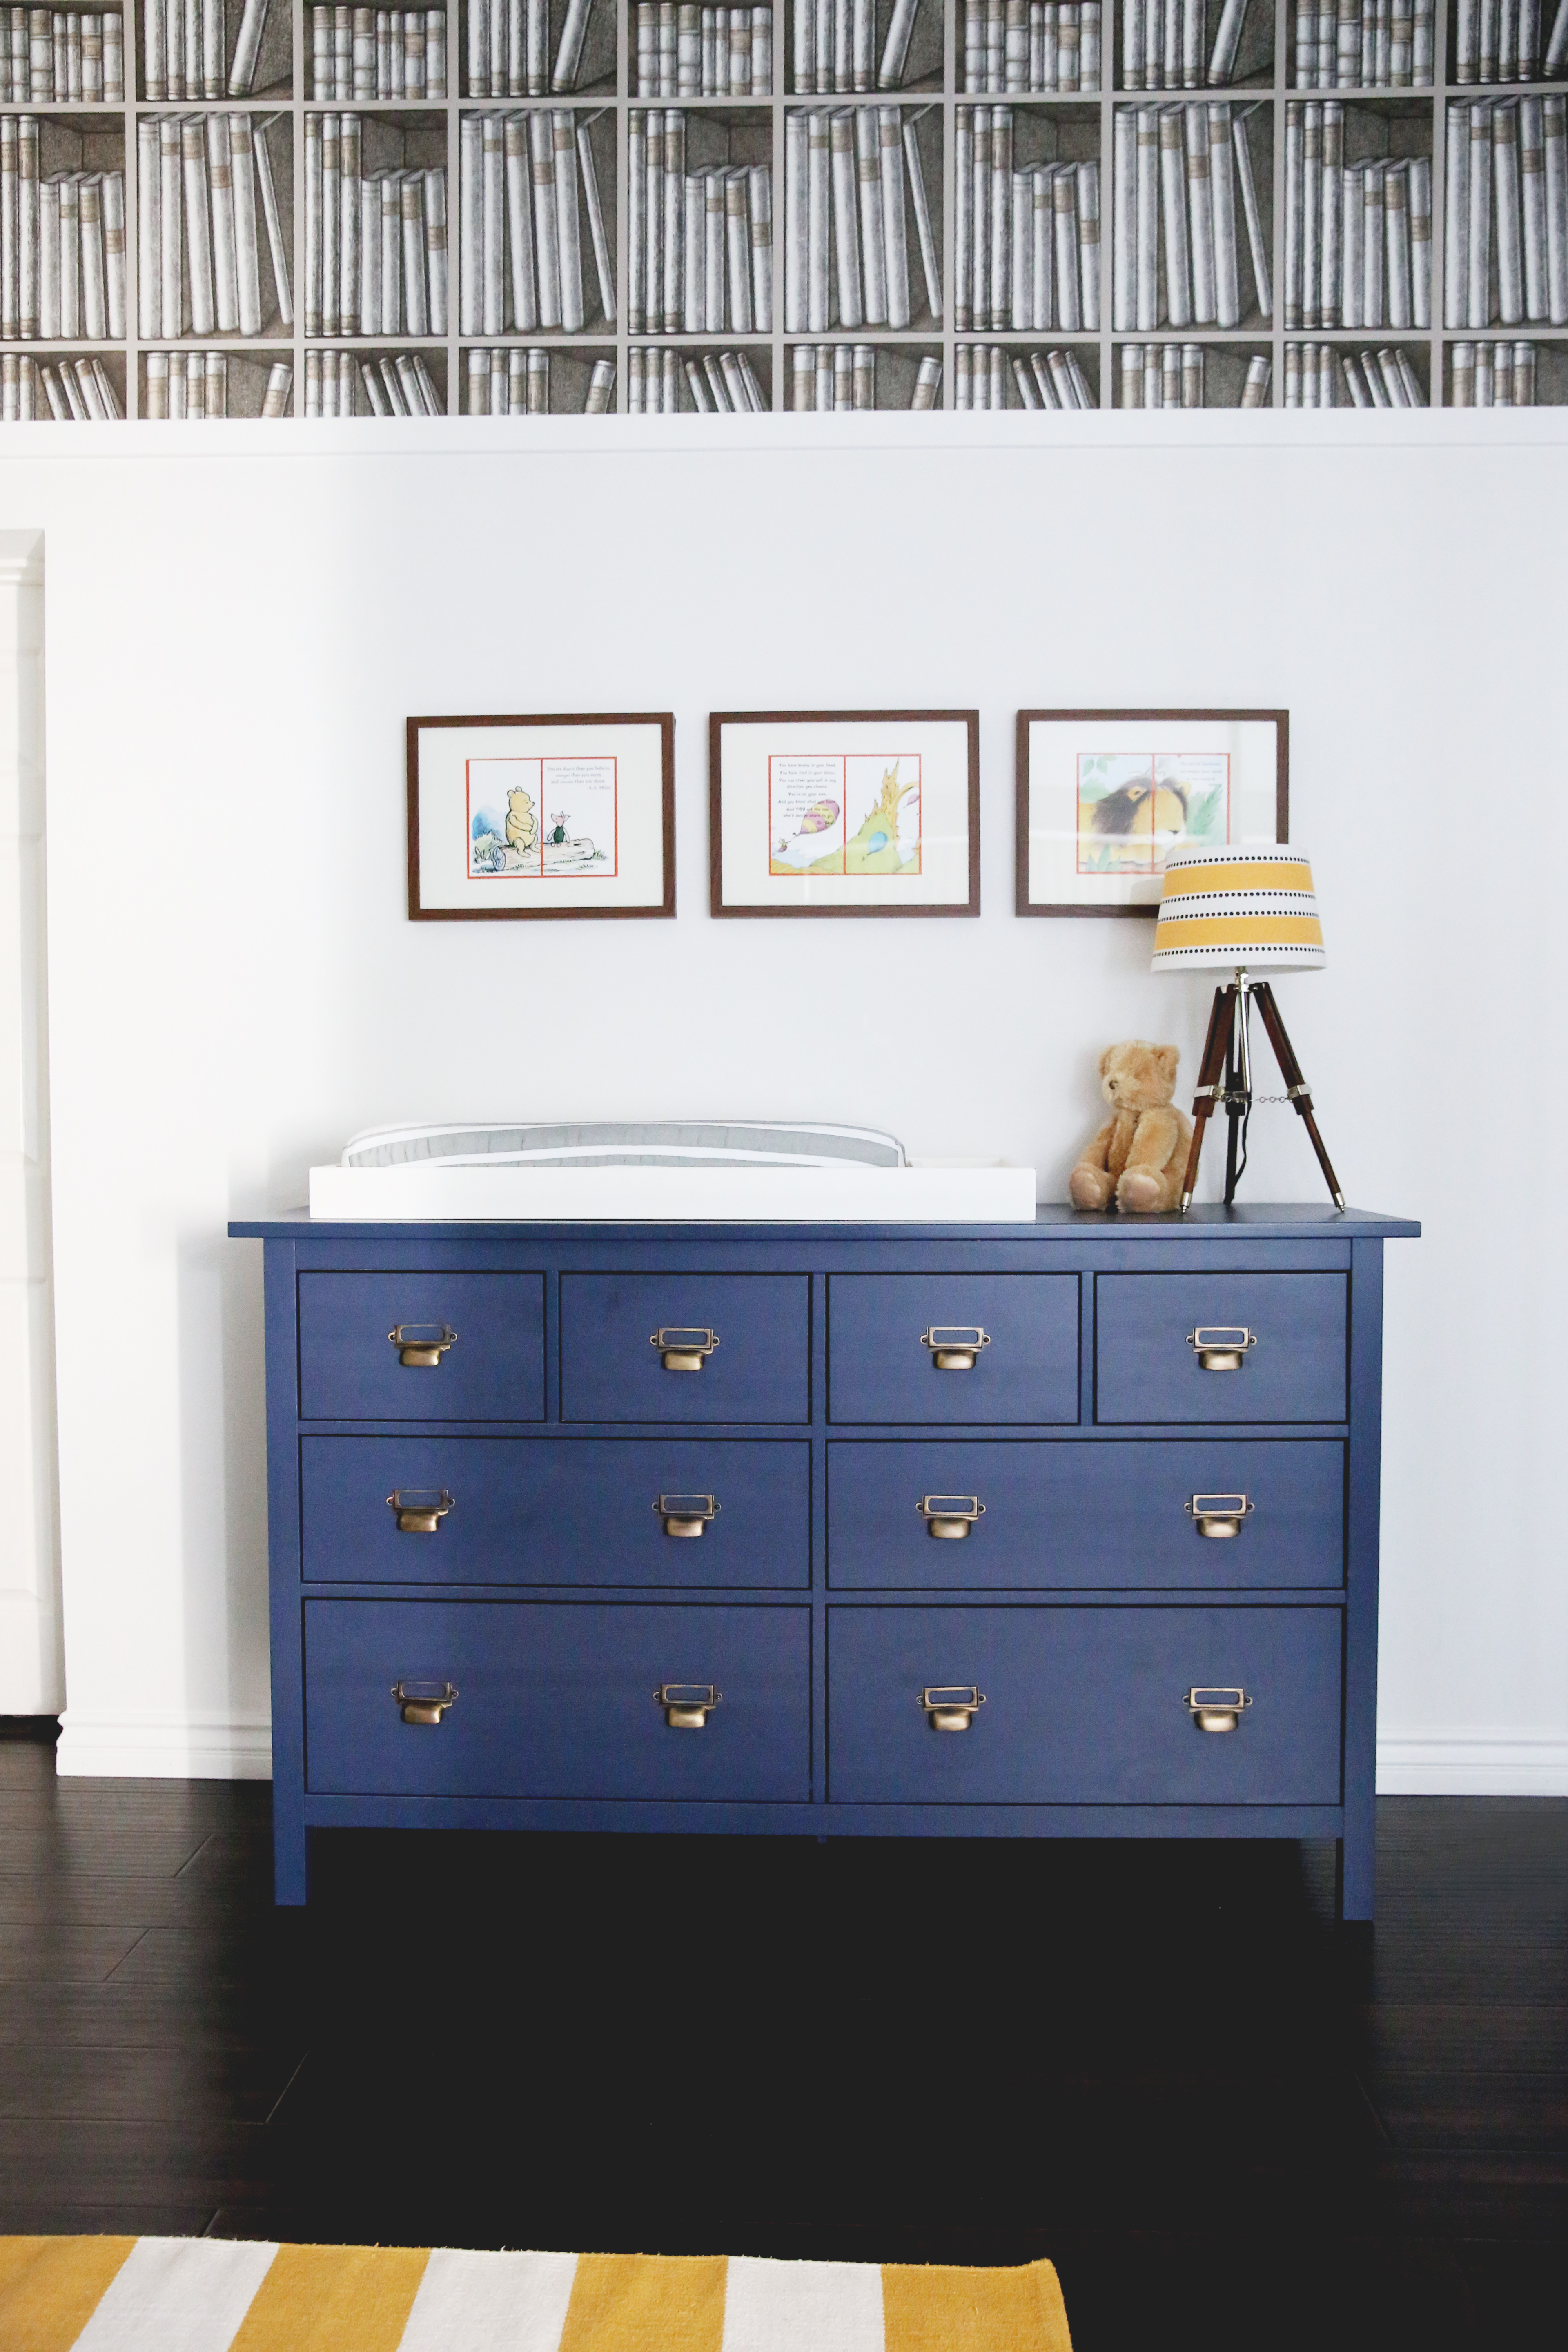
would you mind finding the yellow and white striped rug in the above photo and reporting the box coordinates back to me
[0,2239,1073,2352]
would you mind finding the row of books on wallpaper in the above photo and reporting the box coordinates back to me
[466,342,617,401]
[458,109,615,332]
[1445,97,1568,327]
[308,341,441,405]
[1449,335,1544,395]
[630,337,766,398]
[792,0,933,90]
[628,114,773,328]
[4,7,124,103]
[310,6,449,99]
[1287,0,1436,87]
[960,0,1104,92]
[134,115,291,337]
[955,109,1099,329]
[1117,339,1270,397]
[788,338,942,397]
[304,116,448,335]
[960,336,1095,396]
[0,349,121,414]
[782,107,941,328]
[0,125,124,339]
[635,2,775,95]
[143,0,275,98]
[1448,0,1568,85]
[1283,109,1432,329]
[1111,101,1270,328]
[1285,338,1425,397]
[150,347,292,410]
[464,0,597,93]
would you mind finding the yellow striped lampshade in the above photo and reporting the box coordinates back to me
[1152,844,1326,971]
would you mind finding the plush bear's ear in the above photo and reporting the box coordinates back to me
[1098,1046,1115,1078]
[1155,1045,1179,1082]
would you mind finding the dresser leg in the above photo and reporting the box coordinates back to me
[1337,1825,1374,1924]
[274,1823,312,1907]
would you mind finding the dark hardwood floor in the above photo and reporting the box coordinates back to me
[1,1724,1564,2349]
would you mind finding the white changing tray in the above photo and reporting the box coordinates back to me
[308,1122,1038,1223]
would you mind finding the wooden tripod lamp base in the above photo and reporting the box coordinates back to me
[1150,844,1343,1214]
[1179,976,1346,1212]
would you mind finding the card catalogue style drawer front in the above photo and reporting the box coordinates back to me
[297,1273,545,1423]
[300,1437,811,1588]
[826,1604,1344,1805]
[827,1275,1080,1425]
[826,1440,1347,1591]
[1094,1274,1348,1425]
[559,1274,811,1423]
[303,1598,812,1800]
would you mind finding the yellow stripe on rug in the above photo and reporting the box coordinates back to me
[0,2236,136,2352]
[0,2238,1071,2350]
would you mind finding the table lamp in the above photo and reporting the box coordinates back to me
[1152,844,1344,1213]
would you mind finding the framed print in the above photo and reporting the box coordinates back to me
[1016,709,1289,918]
[407,712,675,920]
[710,710,980,918]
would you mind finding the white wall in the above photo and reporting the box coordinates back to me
[0,530,62,1715]
[2,414,1562,1788]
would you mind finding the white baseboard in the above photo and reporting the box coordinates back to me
[1377,1732,1568,1795]
[55,1710,272,1779]
[48,1717,1568,1794]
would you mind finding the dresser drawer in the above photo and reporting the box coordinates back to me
[827,1604,1343,1804]
[559,1274,810,1423]
[827,1275,1079,1425]
[304,1598,811,1800]
[826,1440,1345,1590]
[301,1437,810,1588]
[298,1273,545,1423]
[1094,1274,1348,1425]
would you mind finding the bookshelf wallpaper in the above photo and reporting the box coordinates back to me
[0,0,1563,414]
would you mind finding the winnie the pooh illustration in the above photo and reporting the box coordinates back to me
[505,788,538,857]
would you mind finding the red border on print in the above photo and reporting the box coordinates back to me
[766,751,923,879]
[466,754,620,880]
[1074,751,1232,877]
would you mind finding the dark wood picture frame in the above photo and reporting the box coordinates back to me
[1015,708,1290,919]
[406,711,677,921]
[709,709,982,918]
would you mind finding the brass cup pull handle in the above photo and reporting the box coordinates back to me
[916,1494,986,1540]
[654,1494,720,1537]
[387,1488,454,1535]
[392,1679,459,1726]
[1185,1493,1254,1540]
[1185,1687,1251,1734]
[1187,1327,1257,1372]
[390,1322,458,1368]
[651,1327,721,1373]
[921,1326,991,1372]
[922,1684,986,1732]
[657,1681,722,1729]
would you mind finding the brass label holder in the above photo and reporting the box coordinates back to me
[387,1488,454,1535]
[651,1327,721,1372]
[1187,1326,1258,1372]
[392,1679,459,1726]
[654,1493,720,1538]
[921,1685,987,1731]
[390,1322,458,1368]
[916,1494,986,1540]
[921,1326,991,1372]
[1185,1493,1254,1540]
[1184,1687,1252,1733]
[657,1682,722,1728]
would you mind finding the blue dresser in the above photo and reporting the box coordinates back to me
[230,1206,1417,1911]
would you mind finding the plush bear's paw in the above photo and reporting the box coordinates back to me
[1069,1164,1115,1211]
[1116,1167,1171,1214]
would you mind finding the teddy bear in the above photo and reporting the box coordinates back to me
[1068,1041,1194,1215]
